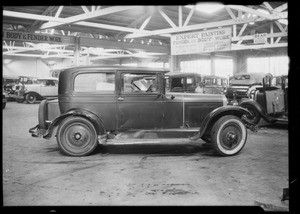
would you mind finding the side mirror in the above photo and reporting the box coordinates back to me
[171,95,175,100]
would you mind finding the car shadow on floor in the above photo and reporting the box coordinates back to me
[258,121,289,130]
[92,142,214,157]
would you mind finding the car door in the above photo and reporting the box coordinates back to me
[116,70,164,130]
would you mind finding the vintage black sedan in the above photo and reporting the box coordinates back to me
[29,66,257,157]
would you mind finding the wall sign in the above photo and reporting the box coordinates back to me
[254,33,267,44]
[171,27,232,55]
[2,30,75,44]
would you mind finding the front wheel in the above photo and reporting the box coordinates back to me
[56,116,98,156]
[241,104,261,125]
[211,115,247,156]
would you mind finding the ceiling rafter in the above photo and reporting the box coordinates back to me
[159,8,177,28]
[39,6,140,29]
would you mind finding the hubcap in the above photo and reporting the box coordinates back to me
[220,124,241,150]
[65,124,91,148]
[74,132,82,141]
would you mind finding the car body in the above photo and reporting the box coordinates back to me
[202,75,228,94]
[29,66,257,157]
[13,77,58,104]
[166,72,228,94]
[3,93,7,109]
[239,75,288,125]
[3,75,19,98]
[225,72,273,105]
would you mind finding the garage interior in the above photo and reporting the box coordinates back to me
[2,3,292,211]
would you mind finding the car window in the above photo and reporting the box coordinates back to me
[204,78,212,85]
[222,79,228,86]
[74,73,115,93]
[122,73,157,93]
[171,77,184,89]
[186,77,195,87]
[234,75,250,80]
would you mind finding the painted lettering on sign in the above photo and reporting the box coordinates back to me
[254,33,267,44]
[2,30,75,44]
[171,27,232,55]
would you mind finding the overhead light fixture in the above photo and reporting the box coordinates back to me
[185,2,224,14]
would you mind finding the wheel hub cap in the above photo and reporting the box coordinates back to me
[74,132,82,141]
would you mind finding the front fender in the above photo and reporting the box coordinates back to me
[190,106,253,140]
[42,109,105,139]
[239,99,277,123]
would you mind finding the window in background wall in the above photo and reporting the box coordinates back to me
[247,56,289,76]
[215,59,233,78]
[122,63,137,67]
[164,62,169,69]
[180,60,211,75]
[147,62,164,68]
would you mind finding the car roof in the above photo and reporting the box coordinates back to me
[37,77,59,80]
[203,75,227,79]
[61,65,170,73]
[166,72,202,77]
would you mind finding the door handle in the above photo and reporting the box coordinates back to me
[118,97,124,101]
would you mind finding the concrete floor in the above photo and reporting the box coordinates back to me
[2,101,289,210]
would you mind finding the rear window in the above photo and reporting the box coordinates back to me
[74,73,115,93]
[171,77,184,89]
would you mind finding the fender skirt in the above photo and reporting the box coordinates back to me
[190,105,257,140]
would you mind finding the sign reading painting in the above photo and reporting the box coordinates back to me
[171,27,232,55]
[2,30,75,44]
[253,33,267,44]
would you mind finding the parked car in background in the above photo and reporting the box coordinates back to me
[29,66,257,157]
[3,92,7,109]
[225,72,273,105]
[239,75,288,125]
[13,77,58,104]
[166,72,227,94]
[3,75,19,99]
[202,75,228,94]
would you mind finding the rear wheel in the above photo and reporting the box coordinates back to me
[26,93,36,104]
[56,116,98,156]
[211,115,247,156]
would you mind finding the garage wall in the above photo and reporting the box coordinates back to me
[3,57,68,78]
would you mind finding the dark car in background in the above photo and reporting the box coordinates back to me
[29,66,256,157]
[166,72,228,94]
[225,72,273,105]
[202,75,228,94]
[239,75,288,125]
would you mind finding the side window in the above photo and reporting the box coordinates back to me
[171,77,184,89]
[186,77,195,88]
[74,73,115,93]
[122,73,157,93]
[46,80,55,86]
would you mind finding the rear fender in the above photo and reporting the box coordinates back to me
[43,108,106,139]
[190,106,253,140]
